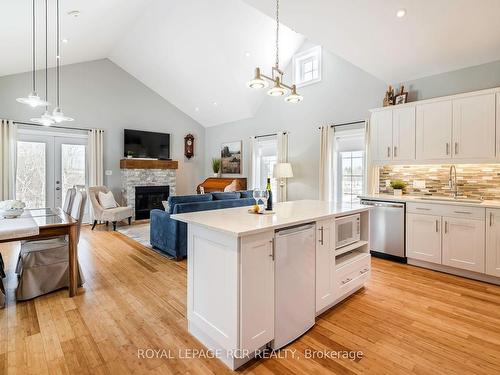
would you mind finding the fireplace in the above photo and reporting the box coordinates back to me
[134,185,169,220]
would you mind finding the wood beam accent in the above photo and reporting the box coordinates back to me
[120,159,178,170]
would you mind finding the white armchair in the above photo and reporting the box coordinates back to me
[88,186,133,231]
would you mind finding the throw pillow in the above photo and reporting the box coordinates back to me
[98,191,117,209]
[224,180,238,192]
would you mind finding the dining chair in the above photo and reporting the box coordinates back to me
[62,187,76,214]
[15,190,87,301]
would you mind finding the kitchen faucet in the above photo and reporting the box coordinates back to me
[449,165,458,198]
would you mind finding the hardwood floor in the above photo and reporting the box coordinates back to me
[1,225,500,374]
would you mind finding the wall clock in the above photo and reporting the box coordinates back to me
[184,134,195,159]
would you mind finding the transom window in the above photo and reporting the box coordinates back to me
[293,46,322,87]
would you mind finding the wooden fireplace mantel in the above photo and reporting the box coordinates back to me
[120,159,178,170]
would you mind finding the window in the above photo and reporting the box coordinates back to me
[252,136,278,200]
[334,127,365,203]
[293,46,322,87]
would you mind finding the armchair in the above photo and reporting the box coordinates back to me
[88,186,133,231]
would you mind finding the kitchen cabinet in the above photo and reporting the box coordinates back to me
[442,217,485,273]
[486,209,500,277]
[406,213,442,264]
[315,218,334,312]
[392,106,416,161]
[452,94,496,160]
[371,110,393,162]
[416,100,453,160]
[240,231,275,353]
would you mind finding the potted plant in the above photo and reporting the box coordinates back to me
[390,179,407,196]
[211,158,221,177]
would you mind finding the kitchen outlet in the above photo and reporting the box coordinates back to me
[413,180,426,189]
[385,180,391,187]
[105,170,113,176]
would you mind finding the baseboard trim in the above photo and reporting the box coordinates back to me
[407,258,500,286]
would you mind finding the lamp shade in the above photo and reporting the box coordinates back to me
[273,163,293,179]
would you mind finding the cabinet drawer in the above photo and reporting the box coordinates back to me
[407,202,443,215]
[440,205,485,220]
[335,253,370,297]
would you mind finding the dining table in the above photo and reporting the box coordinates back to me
[0,207,79,299]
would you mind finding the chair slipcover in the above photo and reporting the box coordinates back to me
[15,190,87,301]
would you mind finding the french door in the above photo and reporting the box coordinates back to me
[15,130,88,211]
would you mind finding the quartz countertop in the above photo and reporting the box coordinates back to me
[171,200,370,237]
[359,194,500,209]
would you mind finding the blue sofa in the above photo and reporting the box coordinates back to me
[150,191,255,259]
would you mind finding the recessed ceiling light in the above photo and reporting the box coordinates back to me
[61,38,68,43]
[67,10,80,18]
[213,102,218,106]
[195,107,200,112]
[396,9,406,18]
[244,51,251,57]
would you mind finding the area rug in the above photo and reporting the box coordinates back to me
[116,223,174,259]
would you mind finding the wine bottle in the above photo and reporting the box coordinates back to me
[266,177,273,211]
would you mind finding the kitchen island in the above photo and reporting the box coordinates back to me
[171,200,371,369]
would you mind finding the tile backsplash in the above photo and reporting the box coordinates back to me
[379,164,500,200]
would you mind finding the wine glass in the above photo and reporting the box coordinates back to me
[252,188,261,205]
[260,190,269,211]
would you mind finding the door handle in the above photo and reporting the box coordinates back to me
[342,278,352,284]
[318,226,324,245]
[435,220,439,232]
[394,146,397,158]
[360,268,369,274]
[416,207,431,211]
[453,211,471,215]
[269,239,274,261]
[446,143,450,155]
[455,142,459,155]
[56,187,61,191]
[444,221,448,234]
[387,147,391,158]
[490,212,494,227]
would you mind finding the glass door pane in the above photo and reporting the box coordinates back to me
[60,143,87,205]
[15,141,47,208]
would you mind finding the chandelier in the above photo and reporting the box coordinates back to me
[247,0,303,103]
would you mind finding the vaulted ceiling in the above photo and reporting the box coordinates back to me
[2,0,500,127]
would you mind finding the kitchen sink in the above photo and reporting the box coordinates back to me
[417,196,484,204]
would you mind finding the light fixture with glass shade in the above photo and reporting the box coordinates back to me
[246,0,302,103]
[31,0,54,126]
[51,0,74,123]
[16,0,50,108]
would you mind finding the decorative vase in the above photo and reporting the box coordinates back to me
[393,189,403,197]
[213,173,218,177]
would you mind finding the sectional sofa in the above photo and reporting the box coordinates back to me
[150,191,255,259]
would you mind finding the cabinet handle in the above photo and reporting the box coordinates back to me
[387,147,391,158]
[453,211,471,215]
[342,278,352,284]
[394,146,397,158]
[360,268,369,274]
[490,212,494,227]
[269,239,274,261]
[318,226,324,245]
[435,220,439,232]
[446,143,450,155]
[445,221,448,234]
[455,142,459,155]
[416,207,431,211]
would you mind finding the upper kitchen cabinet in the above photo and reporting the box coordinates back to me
[452,94,496,160]
[371,110,393,162]
[392,106,416,162]
[416,100,453,161]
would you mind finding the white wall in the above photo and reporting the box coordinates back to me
[204,42,386,200]
[0,59,205,197]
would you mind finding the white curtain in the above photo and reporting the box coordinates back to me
[0,119,17,200]
[88,129,104,187]
[365,119,379,194]
[319,125,334,201]
[249,136,258,189]
[276,131,289,202]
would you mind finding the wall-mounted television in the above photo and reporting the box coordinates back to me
[124,129,170,159]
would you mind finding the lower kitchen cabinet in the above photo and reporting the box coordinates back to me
[442,217,485,273]
[406,213,442,264]
[486,209,500,277]
[315,219,334,312]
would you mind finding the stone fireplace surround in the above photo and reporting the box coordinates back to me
[120,159,178,220]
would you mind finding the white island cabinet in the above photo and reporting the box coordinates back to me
[172,200,371,370]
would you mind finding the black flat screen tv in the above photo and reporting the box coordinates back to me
[124,129,170,159]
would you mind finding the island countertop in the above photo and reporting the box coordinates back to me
[171,199,370,237]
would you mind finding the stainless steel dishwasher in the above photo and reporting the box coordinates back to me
[360,200,406,262]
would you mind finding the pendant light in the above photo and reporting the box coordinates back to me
[51,0,73,123]
[246,0,303,103]
[31,0,54,126]
[16,0,50,108]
